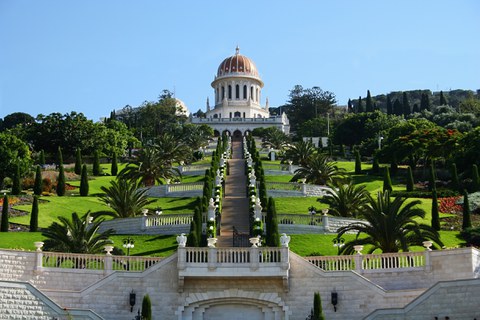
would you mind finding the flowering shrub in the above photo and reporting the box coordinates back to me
[456,192,480,213]
[439,196,462,214]
[0,196,20,206]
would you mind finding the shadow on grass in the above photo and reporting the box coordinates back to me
[134,245,177,256]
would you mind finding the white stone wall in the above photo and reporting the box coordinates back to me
[0,248,479,319]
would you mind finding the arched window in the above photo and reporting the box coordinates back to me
[243,85,247,99]
[256,88,259,102]
[229,112,232,118]
[215,88,219,103]
[235,84,240,99]
[221,86,225,100]
[234,111,241,118]
[228,85,232,99]
[250,86,254,100]
[213,114,218,118]
[243,112,246,118]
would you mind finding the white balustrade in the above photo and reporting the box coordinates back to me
[145,214,193,227]
[167,183,204,193]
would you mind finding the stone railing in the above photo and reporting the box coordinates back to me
[306,250,428,274]
[177,245,290,291]
[145,214,193,227]
[177,164,210,175]
[144,182,204,197]
[166,182,204,193]
[263,181,332,198]
[277,214,324,226]
[38,246,163,273]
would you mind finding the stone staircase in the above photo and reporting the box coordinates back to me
[216,139,250,247]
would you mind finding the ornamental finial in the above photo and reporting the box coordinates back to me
[235,45,240,55]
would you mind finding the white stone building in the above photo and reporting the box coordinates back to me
[191,47,290,137]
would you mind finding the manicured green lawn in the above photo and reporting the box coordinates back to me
[0,232,177,257]
[274,197,327,214]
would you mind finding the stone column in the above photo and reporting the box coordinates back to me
[208,247,217,271]
[104,245,113,275]
[353,245,364,273]
[250,246,259,271]
[34,242,44,273]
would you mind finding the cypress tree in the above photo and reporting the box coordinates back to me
[386,95,393,115]
[439,90,447,105]
[412,103,419,113]
[450,163,460,191]
[1,194,9,232]
[372,156,380,174]
[406,166,414,192]
[194,206,203,241]
[313,292,325,320]
[431,189,440,231]
[141,294,152,320]
[357,96,364,113]
[30,196,39,232]
[393,98,402,116]
[383,167,393,192]
[462,190,472,231]
[390,156,398,176]
[93,150,101,176]
[347,99,353,113]
[366,90,373,112]
[34,165,42,196]
[11,163,21,195]
[266,197,280,247]
[187,220,199,247]
[80,164,89,196]
[74,148,82,175]
[420,92,430,111]
[56,165,66,196]
[111,151,118,176]
[428,163,436,191]
[402,92,410,116]
[39,150,45,166]
[472,164,480,192]
[355,150,362,174]
[339,144,346,158]
[57,146,63,166]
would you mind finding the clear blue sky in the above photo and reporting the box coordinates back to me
[1,0,479,121]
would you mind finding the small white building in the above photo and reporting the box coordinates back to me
[192,47,289,137]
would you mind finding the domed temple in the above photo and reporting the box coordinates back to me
[191,47,290,136]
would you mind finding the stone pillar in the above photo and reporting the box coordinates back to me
[208,247,217,271]
[354,245,364,273]
[250,246,259,271]
[423,241,433,272]
[34,242,44,273]
[104,245,113,275]
[270,151,276,161]
[141,215,147,231]
[280,247,290,271]
[323,215,329,232]
[177,246,186,271]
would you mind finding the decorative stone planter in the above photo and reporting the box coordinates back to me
[354,245,364,255]
[423,240,433,251]
[104,245,114,255]
[207,237,217,248]
[34,241,44,252]
[249,237,260,248]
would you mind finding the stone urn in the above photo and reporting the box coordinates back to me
[104,245,114,255]
[207,237,217,248]
[354,245,364,255]
[249,237,260,248]
[34,241,44,252]
[422,240,433,251]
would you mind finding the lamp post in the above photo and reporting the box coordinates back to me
[378,136,384,150]
[332,237,345,255]
[123,237,135,256]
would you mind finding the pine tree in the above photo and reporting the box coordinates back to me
[74,148,82,175]
[57,146,63,166]
[347,99,353,113]
[406,166,414,192]
[420,92,430,111]
[386,95,393,115]
[431,189,440,231]
[30,196,39,232]
[11,163,21,195]
[366,90,373,112]
[439,90,447,105]
[93,150,101,176]
[357,96,364,113]
[141,294,152,320]
[355,150,362,174]
[34,165,42,196]
[80,164,89,196]
[462,189,472,230]
[111,151,118,176]
[393,98,402,116]
[372,156,380,174]
[56,165,66,196]
[1,194,9,232]
[429,163,436,191]
[383,167,393,192]
[450,163,460,191]
[39,150,45,166]
[471,164,480,192]
[402,92,410,116]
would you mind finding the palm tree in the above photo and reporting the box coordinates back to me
[97,178,155,219]
[337,191,443,254]
[318,182,369,218]
[154,133,191,167]
[42,212,114,254]
[262,127,289,150]
[283,140,317,166]
[291,154,346,185]
[119,145,180,186]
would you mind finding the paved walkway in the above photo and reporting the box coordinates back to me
[216,139,250,247]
